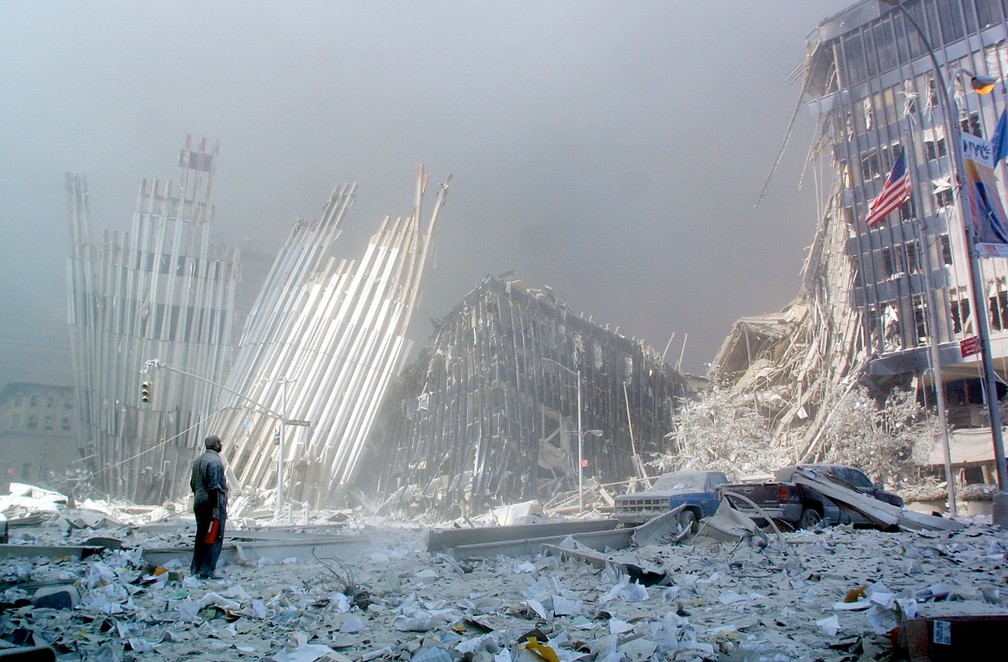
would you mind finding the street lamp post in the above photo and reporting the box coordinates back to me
[884,1,1008,524]
[273,377,297,520]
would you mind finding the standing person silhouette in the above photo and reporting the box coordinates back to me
[190,434,228,579]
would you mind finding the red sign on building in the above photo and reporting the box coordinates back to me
[960,335,981,358]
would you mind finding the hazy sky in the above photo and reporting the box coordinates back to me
[0,1,856,384]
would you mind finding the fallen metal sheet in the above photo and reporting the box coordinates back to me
[696,500,760,543]
[141,535,370,567]
[0,544,104,561]
[426,519,620,553]
[447,527,633,560]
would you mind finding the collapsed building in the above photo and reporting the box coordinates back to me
[208,168,449,512]
[358,275,691,517]
[66,137,449,510]
[66,137,239,504]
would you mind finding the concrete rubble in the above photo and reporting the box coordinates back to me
[2,483,1008,660]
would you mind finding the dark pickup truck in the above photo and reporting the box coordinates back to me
[719,464,904,530]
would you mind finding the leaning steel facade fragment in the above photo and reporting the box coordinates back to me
[359,275,690,517]
[66,137,239,503]
[212,168,448,510]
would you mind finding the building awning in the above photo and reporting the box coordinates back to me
[918,427,1004,467]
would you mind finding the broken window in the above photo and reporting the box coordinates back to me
[881,246,897,278]
[960,111,983,138]
[912,294,928,343]
[950,292,972,335]
[901,79,917,118]
[924,137,947,160]
[861,148,882,180]
[989,280,1008,331]
[863,97,874,130]
[905,239,921,273]
[935,187,954,209]
[926,75,939,114]
[882,303,902,351]
[985,41,1008,75]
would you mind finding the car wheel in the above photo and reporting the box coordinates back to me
[798,508,822,530]
[678,510,698,534]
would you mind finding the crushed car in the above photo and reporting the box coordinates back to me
[719,463,903,530]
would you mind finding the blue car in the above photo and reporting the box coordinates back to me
[613,470,730,530]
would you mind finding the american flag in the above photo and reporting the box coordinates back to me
[866,148,913,227]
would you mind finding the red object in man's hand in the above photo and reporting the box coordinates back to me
[205,519,220,544]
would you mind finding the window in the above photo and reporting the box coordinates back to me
[976,0,1004,29]
[961,112,983,138]
[925,136,947,160]
[882,246,896,278]
[990,291,1008,331]
[940,234,953,265]
[905,239,921,273]
[935,188,954,208]
[913,294,928,342]
[951,296,972,334]
[898,199,915,222]
[936,0,965,42]
[861,149,882,180]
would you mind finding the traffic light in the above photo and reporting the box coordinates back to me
[140,382,151,404]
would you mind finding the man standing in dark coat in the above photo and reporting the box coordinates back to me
[190,434,228,579]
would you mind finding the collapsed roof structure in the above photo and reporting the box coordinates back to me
[358,275,691,517]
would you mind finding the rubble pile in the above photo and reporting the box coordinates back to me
[2,484,1008,660]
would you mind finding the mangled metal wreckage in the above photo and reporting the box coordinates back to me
[210,167,450,511]
[67,138,239,505]
[357,276,691,516]
[68,138,450,509]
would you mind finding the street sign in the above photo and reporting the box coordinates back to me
[284,419,311,427]
[960,335,980,358]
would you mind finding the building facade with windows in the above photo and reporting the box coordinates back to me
[805,0,1008,429]
[0,383,79,491]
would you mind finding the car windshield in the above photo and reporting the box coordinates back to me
[651,472,708,492]
[835,467,873,489]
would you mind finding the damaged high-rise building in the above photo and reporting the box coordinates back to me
[713,1,1008,479]
[358,275,690,517]
[66,137,239,503]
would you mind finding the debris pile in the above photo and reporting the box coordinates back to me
[3,482,1008,661]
